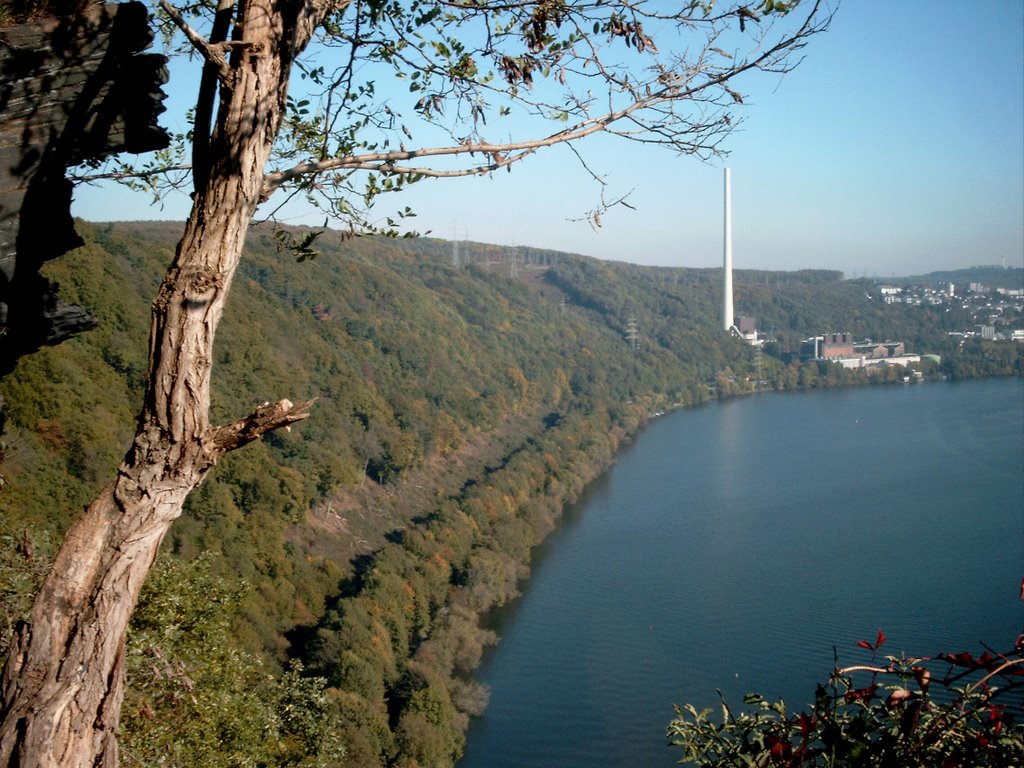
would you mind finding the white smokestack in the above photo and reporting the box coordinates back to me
[723,168,734,332]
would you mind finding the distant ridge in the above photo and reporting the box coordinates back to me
[78,218,847,282]
[878,265,1024,289]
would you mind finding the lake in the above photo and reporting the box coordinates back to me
[459,378,1024,767]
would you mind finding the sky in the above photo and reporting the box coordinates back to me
[71,1,1024,277]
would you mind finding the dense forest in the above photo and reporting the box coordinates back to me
[1,221,1019,766]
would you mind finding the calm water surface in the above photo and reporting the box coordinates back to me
[459,378,1024,768]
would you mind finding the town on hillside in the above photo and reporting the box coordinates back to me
[875,279,1024,343]
[720,270,1023,379]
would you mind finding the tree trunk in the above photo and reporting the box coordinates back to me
[0,1,322,764]
[0,456,201,767]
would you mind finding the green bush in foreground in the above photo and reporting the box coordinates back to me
[668,630,1024,767]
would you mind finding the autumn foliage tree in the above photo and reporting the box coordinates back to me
[0,0,829,765]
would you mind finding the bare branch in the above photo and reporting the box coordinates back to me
[262,1,829,199]
[71,164,193,184]
[158,0,234,87]
[204,398,317,456]
[264,94,657,193]
[561,142,636,229]
[837,665,895,676]
[963,657,1024,697]
[299,146,538,180]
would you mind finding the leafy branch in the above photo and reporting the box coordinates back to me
[668,632,1024,767]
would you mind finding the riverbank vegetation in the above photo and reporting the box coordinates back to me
[1,221,1019,765]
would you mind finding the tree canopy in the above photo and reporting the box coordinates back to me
[92,0,831,229]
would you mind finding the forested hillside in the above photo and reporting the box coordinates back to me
[0,221,1017,766]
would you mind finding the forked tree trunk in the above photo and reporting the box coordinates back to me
[0,2,322,764]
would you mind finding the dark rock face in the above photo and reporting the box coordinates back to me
[0,3,169,373]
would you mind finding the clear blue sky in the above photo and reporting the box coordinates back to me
[71,0,1024,277]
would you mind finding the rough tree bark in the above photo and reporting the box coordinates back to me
[0,0,322,764]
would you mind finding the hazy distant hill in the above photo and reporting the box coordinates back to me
[2,220,1015,766]
[880,265,1024,289]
